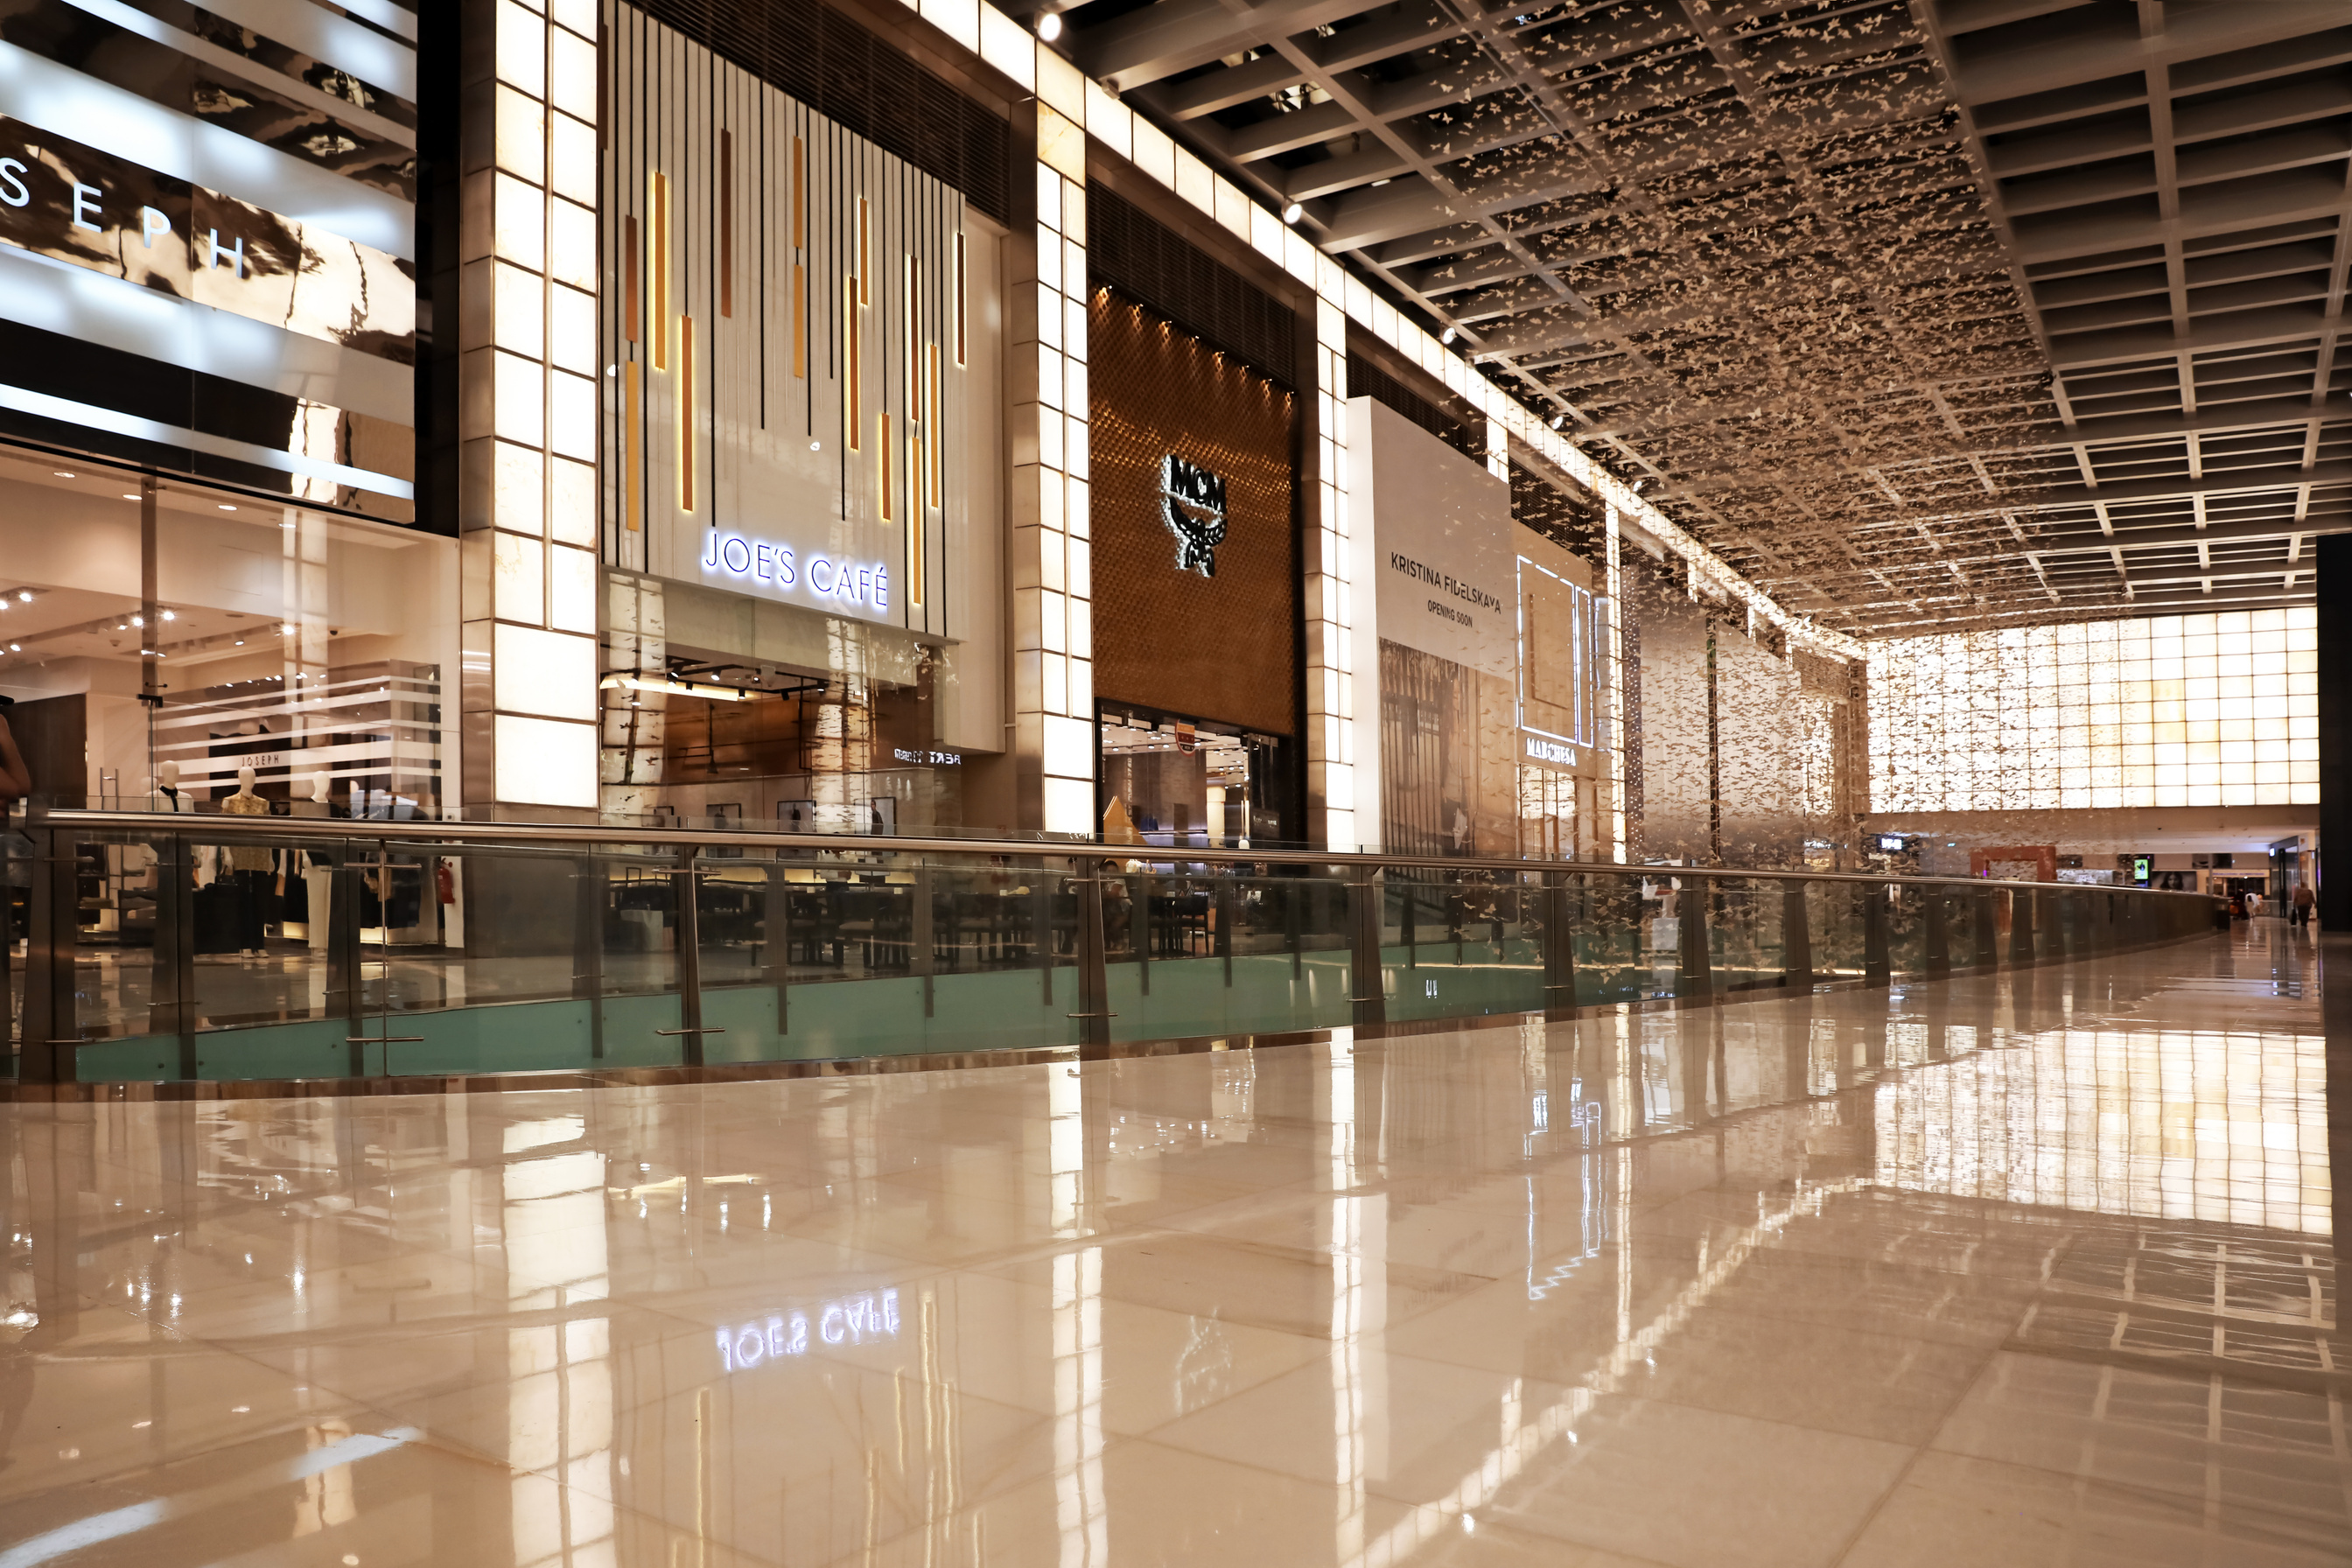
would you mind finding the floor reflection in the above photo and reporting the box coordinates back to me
[0,920,2342,1566]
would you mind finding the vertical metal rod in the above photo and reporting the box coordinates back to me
[1348,865,1386,1031]
[1781,878,1812,991]
[1542,869,1578,1017]
[1922,886,1951,977]
[1862,885,1891,986]
[1403,886,1416,969]
[674,855,704,1065]
[1071,858,1110,1049]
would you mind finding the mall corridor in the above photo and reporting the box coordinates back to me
[0,919,2338,1567]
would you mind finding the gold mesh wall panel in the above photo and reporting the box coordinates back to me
[1088,290,1298,737]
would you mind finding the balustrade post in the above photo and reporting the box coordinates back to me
[1348,864,1387,1031]
[760,862,787,1040]
[579,856,610,1056]
[1542,869,1579,1017]
[1973,886,1998,971]
[1070,858,1112,1049]
[654,853,710,1065]
[1677,874,1713,1004]
[913,864,936,1018]
[1862,884,1891,986]
[1782,878,1813,990]
[2008,886,2035,965]
[149,833,197,1075]
[1922,885,1951,977]
[19,822,76,1086]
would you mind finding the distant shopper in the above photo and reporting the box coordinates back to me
[2244,889,2263,920]
[2292,882,2314,928]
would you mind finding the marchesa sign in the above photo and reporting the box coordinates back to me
[702,529,889,613]
[1159,454,1227,577]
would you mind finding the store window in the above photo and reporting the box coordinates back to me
[0,460,456,817]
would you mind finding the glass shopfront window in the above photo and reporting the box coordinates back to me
[0,455,458,818]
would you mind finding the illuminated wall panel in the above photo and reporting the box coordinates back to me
[1869,608,2318,812]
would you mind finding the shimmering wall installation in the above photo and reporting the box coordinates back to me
[1869,608,2319,813]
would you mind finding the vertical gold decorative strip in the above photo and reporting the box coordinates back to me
[651,172,670,370]
[927,343,942,508]
[624,361,642,531]
[846,283,861,451]
[681,314,696,511]
[905,255,920,419]
[878,411,892,523]
[792,263,807,380]
[719,129,733,318]
[624,215,640,342]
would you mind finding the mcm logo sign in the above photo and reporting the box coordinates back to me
[1158,454,1228,578]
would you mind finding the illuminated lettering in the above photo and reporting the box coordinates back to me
[140,206,170,248]
[206,228,245,276]
[717,1295,888,1373]
[69,181,101,232]
[754,542,773,579]
[720,536,750,574]
[0,158,25,207]
[809,556,833,592]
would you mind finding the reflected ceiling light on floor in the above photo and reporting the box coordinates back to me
[1282,201,1303,223]
[1037,10,1061,39]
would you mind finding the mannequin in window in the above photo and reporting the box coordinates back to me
[290,773,332,951]
[220,765,274,955]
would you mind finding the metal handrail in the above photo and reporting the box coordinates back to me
[13,804,2223,896]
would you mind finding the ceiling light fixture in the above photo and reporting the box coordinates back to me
[1281,201,1303,224]
[1036,10,1061,39]
[16,591,30,602]
[1440,326,1458,345]
[122,493,139,500]
[1550,414,1567,430]
[52,471,73,479]
[218,504,237,512]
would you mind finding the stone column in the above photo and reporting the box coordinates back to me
[458,0,603,817]
[1008,65,1096,836]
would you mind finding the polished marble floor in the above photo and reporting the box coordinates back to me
[2,918,2344,1566]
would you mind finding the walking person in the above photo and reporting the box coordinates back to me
[2292,880,2314,928]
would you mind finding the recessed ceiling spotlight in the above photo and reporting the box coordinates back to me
[1036,10,1061,39]
[1371,178,1390,188]
[1550,415,1566,430]
[234,640,245,647]
[1440,326,1458,345]
[218,503,237,512]
[122,493,140,500]
[15,591,29,602]
[52,471,73,479]
[161,610,176,621]
[1281,201,1303,224]
[5,643,18,652]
